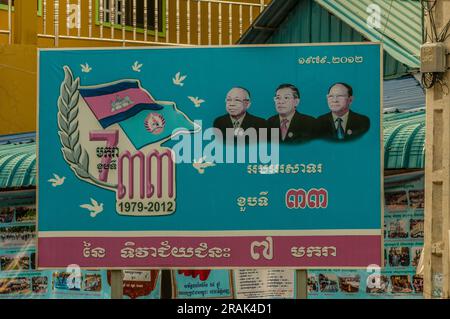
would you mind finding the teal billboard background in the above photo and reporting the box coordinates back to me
[38,44,381,233]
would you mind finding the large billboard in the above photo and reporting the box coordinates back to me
[37,43,382,269]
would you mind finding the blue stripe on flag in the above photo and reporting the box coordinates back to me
[79,81,140,97]
[99,103,164,128]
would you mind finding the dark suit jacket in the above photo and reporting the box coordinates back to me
[316,110,370,141]
[213,112,267,142]
[267,111,316,144]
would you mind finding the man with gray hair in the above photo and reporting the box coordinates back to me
[213,87,267,141]
[316,82,370,141]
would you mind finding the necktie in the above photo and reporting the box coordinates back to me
[336,118,345,140]
[233,120,240,136]
[281,119,289,140]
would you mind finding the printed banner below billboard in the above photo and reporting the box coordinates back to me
[106,270,161,299]
[233,269,296,299]
[172,269,233,299]
[37,43,382,268]
[0,189,110,299]
[308,171,424,299]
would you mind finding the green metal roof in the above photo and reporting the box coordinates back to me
[315,0,422,68]
[383,110,425,169]
[0,142,36,188]
[239,0,419,78]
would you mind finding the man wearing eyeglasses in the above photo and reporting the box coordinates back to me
[267,84,316,144]
[213,87,267,141]
[316,82,370,141]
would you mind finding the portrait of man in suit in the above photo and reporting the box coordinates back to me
[267,84,316,144]
[213,87,267,141]
[316,82,370,141]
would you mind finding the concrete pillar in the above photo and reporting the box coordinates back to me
[424,0,450,299]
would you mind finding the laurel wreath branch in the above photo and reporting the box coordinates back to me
[57,66,116,189]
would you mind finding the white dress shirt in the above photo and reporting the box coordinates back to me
[230,113,246,129]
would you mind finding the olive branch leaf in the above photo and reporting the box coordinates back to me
[57,66,116,189]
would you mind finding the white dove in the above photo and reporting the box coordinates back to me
[193,156,216,174]
[132,61,143,72]
[48,174,66,187]
[80,198,104,218]
[188,96,205,108]
[173,72,187,86]
[80,63,92,73]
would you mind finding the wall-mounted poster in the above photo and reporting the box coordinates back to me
[106,270,161,299]
[172,269,232,299]
[0,189,110,299]
[308,171,424,299]
[49,269,109,299]
[233,269,296,299]
[38,43,382,269]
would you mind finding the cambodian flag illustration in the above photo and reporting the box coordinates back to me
[79,80,163,128]
[79,79,198,149]
[118,105,198,149]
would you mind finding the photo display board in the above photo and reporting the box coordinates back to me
[0,190,110,299]
[308,171,424,299]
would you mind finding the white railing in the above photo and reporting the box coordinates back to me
[0,0,13,44]
[37,0,267,47]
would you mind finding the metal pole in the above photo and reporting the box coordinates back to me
[110,270,123,299]
[296,270,308,299]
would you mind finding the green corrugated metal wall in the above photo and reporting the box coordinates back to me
[266,0,411,78]
[316,0,422,68]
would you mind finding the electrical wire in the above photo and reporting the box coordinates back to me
[438,19,450,41]
[429,5,438,41]
[421,72,436,89]
[422,72,449,96]
[422,0,450,42]
[421,0,438,42]
[436,77,450,95]
[380,0,394,43]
